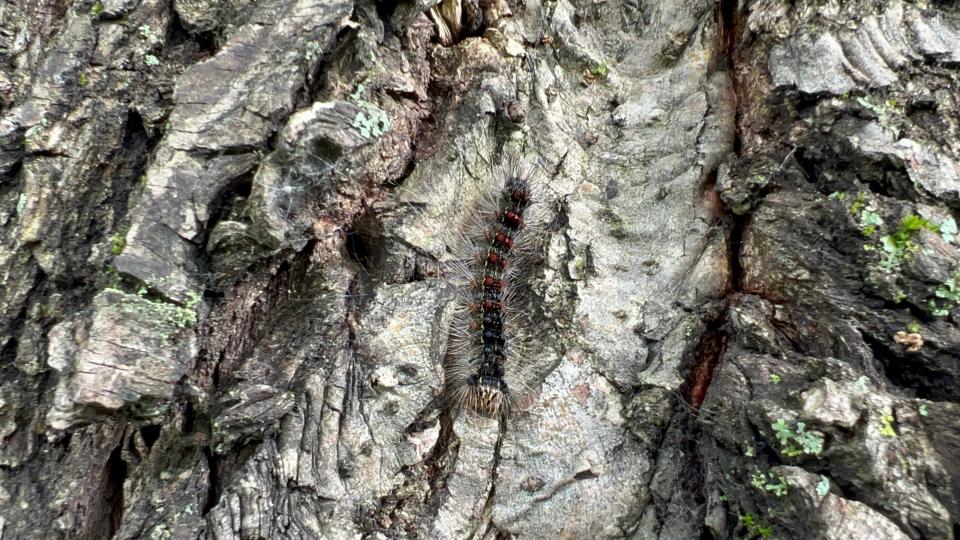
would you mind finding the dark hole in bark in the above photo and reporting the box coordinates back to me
[140,424,162,449]
[719,0,738,37]
[345,210,385,282]
[202,171,254,250]
[105,443,126,537]
[346,227,373,271]
[2,158,22,183]
[728,213,748,292]
[459,1,487,40]
[375,0,402,25]
[167,12,221,61]
[202,447,220,516]
[314,137,344,165]
[103,109,153,227]
[194,30,221,57]
[121,109,147,151]
[573,469,598,480]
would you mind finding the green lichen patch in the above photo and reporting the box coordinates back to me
[102,287,201,337]
[772,418,824,457]
[879,411,897,438]
[304,41,323,60]
[751,470,789,497]
[816,475,830,497]
[110,233,126,255]
[928,271,960,316]
[349,84,390,139]
[858,209,882,236]
[940,218,958,243]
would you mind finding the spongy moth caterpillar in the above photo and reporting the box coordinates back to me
[443,158,543,419]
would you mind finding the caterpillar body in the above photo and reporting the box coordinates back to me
[444,162,540,419]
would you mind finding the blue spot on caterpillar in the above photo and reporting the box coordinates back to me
[444,161,541,418]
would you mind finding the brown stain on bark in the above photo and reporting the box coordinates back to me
[686,321,729,409]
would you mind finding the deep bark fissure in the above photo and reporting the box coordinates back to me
[105,441,127,538]
[201,446,220,516]
[683,314,730,411]
[661,1,748,534]
[679,0,745,416]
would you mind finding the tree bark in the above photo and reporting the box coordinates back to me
[1,0,958,538]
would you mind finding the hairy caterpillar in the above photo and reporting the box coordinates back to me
[443,159,542,419]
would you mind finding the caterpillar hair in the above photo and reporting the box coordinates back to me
[442,156,544,419]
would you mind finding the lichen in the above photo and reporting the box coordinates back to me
[771,418,824,457]
[103,287,201,336]
[349,84,390,139]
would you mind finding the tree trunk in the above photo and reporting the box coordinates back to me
[1,0,958,538]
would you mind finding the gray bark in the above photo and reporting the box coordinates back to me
[0,0,958,538]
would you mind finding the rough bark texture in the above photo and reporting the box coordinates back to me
[1,0,958,538]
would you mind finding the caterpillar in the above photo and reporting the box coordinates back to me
[443,159,540,419]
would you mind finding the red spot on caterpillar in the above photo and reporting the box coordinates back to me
[511,189,530,207]
[486,252,508,269]
[494,232,513,249]
[483,276,505,289]
[498,210,524,230]
[482,300,502,311]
